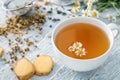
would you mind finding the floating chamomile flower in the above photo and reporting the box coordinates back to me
[68,42,86,57]
[75,48,86,56]
[73,42,82,50]
[68,46,75,52]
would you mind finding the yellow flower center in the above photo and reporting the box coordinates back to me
[75,1,79,7]
[92,11,97,17]
[84,12,88,16]
[77,49,83,55]
[85,0,89,3]
[75,43,79,47]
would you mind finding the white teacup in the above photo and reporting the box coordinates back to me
[52,17,119,72]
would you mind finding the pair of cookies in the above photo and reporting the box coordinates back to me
[13,55,53,80]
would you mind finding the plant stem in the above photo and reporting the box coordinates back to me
[111,2,120,16]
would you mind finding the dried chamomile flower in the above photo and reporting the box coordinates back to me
[0,13,46,35]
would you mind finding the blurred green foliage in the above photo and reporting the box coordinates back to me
[93,0,120,12]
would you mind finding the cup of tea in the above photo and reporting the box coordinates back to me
[52,17,119,72]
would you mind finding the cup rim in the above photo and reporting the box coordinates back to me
[52,17,114,61]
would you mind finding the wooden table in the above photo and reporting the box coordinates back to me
[0,0,120,80]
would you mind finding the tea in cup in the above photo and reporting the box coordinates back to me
[52,17,119,71]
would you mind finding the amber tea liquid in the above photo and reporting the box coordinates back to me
[55,23,110,59]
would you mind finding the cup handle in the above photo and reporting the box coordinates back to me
[108,23,120,38]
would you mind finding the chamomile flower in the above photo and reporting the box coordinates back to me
[106,14,116,22]
[82,10,89,16]
[86,0,95,4]
[71,1,80,13]
[75,48,86,56]
[91,10,99,17]
[75,1,80,8]
[68,46,75,52]
[73,42,82,50]
[68,42,86,57]
[87,5,92,11]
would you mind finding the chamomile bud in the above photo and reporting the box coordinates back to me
[82,10,89,16]
[112,16,116,22]
[75,1,80,8]
[106,14,113,20]
[87,5,92,11]
[89,0,94,3]
[71,7,76,13]
[85,0,89,4]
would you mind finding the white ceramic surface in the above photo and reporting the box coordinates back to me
[52,17,118,71]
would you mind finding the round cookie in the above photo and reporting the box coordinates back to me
[13,58,35,80]
[0,47,4,57]
[33,55,53,75]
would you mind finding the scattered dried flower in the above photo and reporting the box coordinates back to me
[0,13,46,35]
[24,47,30,52]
